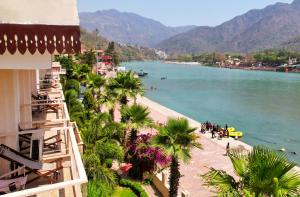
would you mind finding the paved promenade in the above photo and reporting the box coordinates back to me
[116,96,299,196]
[136,96,251,196]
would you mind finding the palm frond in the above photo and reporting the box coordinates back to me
[228,148,248,178]
[247,146,297,195]
[176,148,191,163]
[121,104,154,130]
[202,168,240,196]
[151,117,202,162]
[277,171,300,196]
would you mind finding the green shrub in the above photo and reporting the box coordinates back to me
[65,79,80,93]
[82,89,95,110]
[95,140,124,163]
[111,187,137,197]
[105,158,113,168]
[119,179,148,197]
[87,180,114,197]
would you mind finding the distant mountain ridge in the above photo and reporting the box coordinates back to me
[79,9,196,47]
[157,0,300,54]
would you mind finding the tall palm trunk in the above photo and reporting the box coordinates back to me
[129,128,138,144]
[109,108,114,121]
[169,155,180,197]
[120,95,128,106]
[121,130,127,148]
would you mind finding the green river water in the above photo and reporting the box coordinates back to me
[124,61,300,164]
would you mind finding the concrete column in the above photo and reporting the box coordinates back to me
[0,70,20,173]
[31,69,37,94]
[36,69,40,91]
[19,70,33,129]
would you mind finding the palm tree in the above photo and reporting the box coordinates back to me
[152,118,202,197]
[69,100,86,127]
[81,112,125,146]
[202,146,300,197]
[65,89,78,107]
[85,73,105,96]
[83,151,116,182]
[65,79,80,94]
[107,71,144,106]
[80,112,112,147]
[82,89,96,112]
[98,121,125,144]
[70,64,85,81]
[121,104,153,145]
[81,113,124,189]
[98,89,119,121]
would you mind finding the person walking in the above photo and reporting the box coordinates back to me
[226,142,230,156]
[225,124,229,138]
[212,125,216,138]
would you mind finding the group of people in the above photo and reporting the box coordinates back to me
[201,121,231,156]
[200,121,230,139]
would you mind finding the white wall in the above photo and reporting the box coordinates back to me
[0,0,79,25]
[0,51,52,69]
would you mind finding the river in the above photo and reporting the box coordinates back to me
[123,61,300,164]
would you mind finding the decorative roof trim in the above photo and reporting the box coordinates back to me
[0,24,80,55]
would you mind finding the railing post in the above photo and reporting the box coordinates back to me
[162,171,166,185]
[81,183,87,197]
[181,190,190,197]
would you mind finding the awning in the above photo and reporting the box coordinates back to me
[0,0,80,55]
[101,56,113,60]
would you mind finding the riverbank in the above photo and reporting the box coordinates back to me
[136,96,247,196]
[165,61,300,73]
[137,96,252,150]
[125,61,300,164]
[135,96,300,196]
[203,64,300,73]
[164,61,200,65]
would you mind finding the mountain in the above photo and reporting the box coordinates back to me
[281,36,300,51]
[80,29,160,61]
[157,0,300,54]
[79,9,196,47]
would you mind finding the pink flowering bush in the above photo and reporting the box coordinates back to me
[126,134,171,179]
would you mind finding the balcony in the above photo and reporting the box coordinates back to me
[1,64,87,197]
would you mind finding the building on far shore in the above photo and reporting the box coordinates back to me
[0,0,87,196]
[95,51,116,76]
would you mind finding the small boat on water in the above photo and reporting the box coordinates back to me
[137,70,148,77]
[161,77,167,80]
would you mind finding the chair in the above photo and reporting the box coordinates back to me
[0,144,63,184]
[0,167,27,194]
[18,127,62,160]
[32,100,60,114]
[31,93,48,101]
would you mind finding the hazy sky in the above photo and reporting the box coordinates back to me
[77,0,293,27]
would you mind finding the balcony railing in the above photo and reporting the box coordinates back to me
[2,64,87,196]
[3,126,87,197]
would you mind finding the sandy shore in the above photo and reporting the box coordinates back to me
[135,96,299,196]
